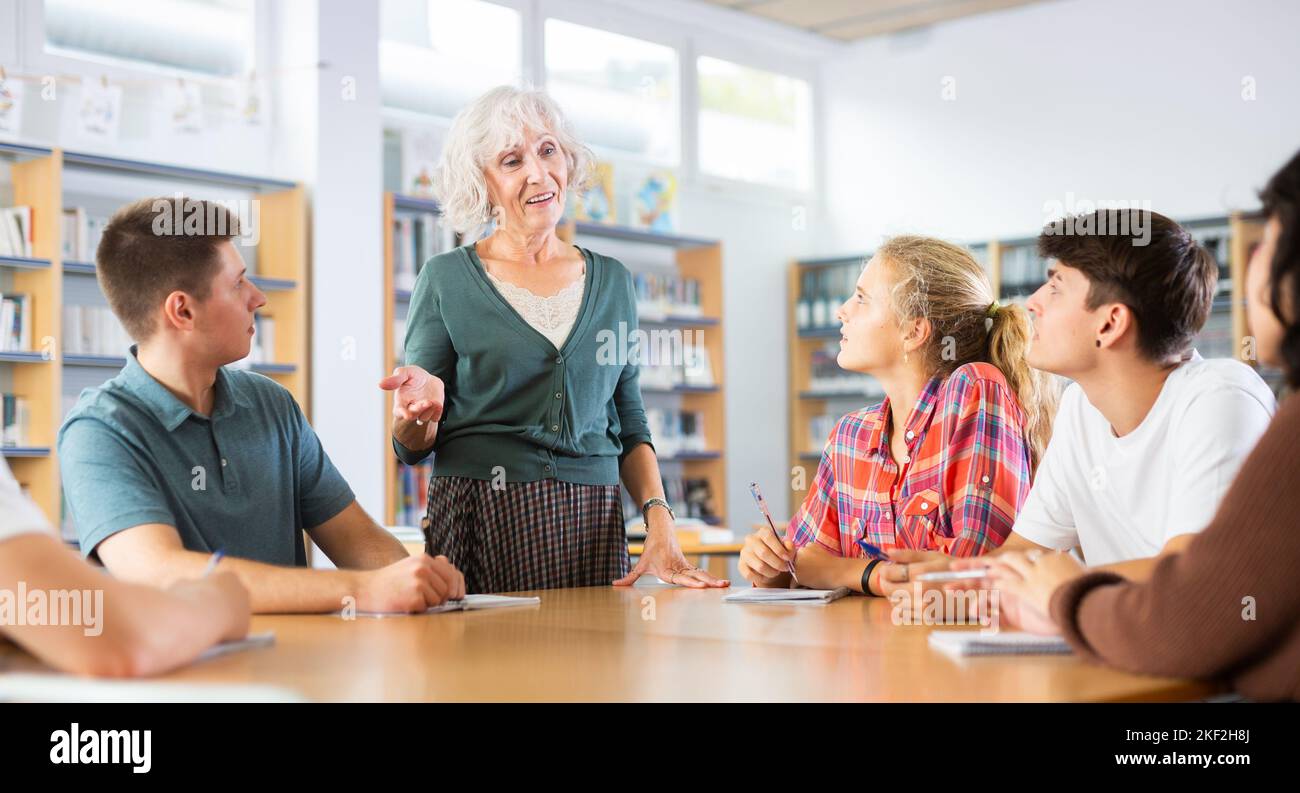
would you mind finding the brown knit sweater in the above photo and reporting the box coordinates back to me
[1050,390,1300,701]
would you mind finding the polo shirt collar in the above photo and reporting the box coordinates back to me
[121,346,253,431]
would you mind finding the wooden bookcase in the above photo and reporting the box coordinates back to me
[786,212,1277,519]
[0,143,309,531]
[382,208,728,531]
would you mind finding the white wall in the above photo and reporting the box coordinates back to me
[819,0,1300,254]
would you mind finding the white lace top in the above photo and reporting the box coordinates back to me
[485,268,586,351]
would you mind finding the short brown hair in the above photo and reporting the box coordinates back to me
[1037,209,1217,361]
[96,196,240,341]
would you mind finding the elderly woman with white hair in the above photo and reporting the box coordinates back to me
[379,86,728,593]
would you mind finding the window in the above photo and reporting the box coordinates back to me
[380,0,522,120]
[697,56,812,191]
[544,19,678,164]
[44,0,255,78]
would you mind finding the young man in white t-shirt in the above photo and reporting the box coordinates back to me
[0,457,251,676]
[884,209,1275,587]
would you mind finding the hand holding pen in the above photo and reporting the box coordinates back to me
[744,482,799,585]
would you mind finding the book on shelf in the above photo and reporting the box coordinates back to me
[633,272,703,319]
[796,262,858,332]
[392,212,456,292]
[392,317,407,366]
[394,460,434,528]
[621,474,721,528]
[3,393,30,447]
[0,206,33,258]
[638,343,714,389]
[1,293,33,351]
[682,344,714,387]
[61,207,111,263]
[645,407,707,459]
[61,305,131,357]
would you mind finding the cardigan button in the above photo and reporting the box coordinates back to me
[555,356,563,364]
[552,424,559,431]
[555,392,562,399]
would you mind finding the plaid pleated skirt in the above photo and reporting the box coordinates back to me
[422,476,631,593]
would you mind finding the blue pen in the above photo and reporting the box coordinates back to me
[202,549,225,578]
[748,482,798,583]
[856,539,891,561]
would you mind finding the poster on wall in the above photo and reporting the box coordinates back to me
[633,170,677,233]
[575,162,616,224]
[0,76,23,140]
[74,79,123,142]
[401,128,442,199]
[235,71,266,127]
[166,79,204,135]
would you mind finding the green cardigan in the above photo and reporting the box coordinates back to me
[393,243,653,486]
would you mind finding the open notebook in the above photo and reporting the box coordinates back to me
[928,630,1071,657]
[723,587,851,605]
[356,594,541,617]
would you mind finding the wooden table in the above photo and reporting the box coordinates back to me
[2,586,1217,702]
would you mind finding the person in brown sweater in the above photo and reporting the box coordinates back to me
[953,149,1300,702]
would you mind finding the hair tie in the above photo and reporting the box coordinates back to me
[985,300,1001,319]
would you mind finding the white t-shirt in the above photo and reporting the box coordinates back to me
[0,456,50,543]
[1015,352,1277,566]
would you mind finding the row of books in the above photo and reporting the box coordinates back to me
[638,347,714,390]
[1,293,33,352]
[0,206,34,257]
[2,393,30,447]
[62,305,130,357]
[807,413,839,456]
[807,344,880,395]
[393,213,457,291]
[796,262,858,331]
[394,460,434,529]
[619,475,720,526]
[61,207,112,263]
[645,408,707,459]
[633,272,704,320]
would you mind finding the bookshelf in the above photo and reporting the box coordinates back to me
[786,212,1278,515]
[1,142,309,533]
[381,204,729,534]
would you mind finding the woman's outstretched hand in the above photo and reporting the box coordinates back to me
[380,365,445,424]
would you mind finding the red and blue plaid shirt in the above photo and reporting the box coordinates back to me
[788,362,1032,558]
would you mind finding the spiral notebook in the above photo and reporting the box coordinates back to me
[928,630,1071,657]
[355,594,541,617]
[723,587,850,605]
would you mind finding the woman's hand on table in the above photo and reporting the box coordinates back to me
[613,513,730,589]
[380,365,445,423]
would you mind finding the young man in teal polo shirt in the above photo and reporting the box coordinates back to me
[58,196,464,614]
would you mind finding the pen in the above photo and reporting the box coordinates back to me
[856,539,892,561]
[748,482,798,583]
[915,568,990,582]
[202,549,225,578]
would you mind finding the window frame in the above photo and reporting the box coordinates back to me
[18,0,267,88]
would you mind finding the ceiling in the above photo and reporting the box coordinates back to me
[697,0,1051,41]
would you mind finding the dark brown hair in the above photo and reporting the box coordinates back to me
[1037,209,1218,361]
[96,196,239,341]
[1260,149,1300,388]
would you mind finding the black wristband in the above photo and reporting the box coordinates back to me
[862,558,884,596]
